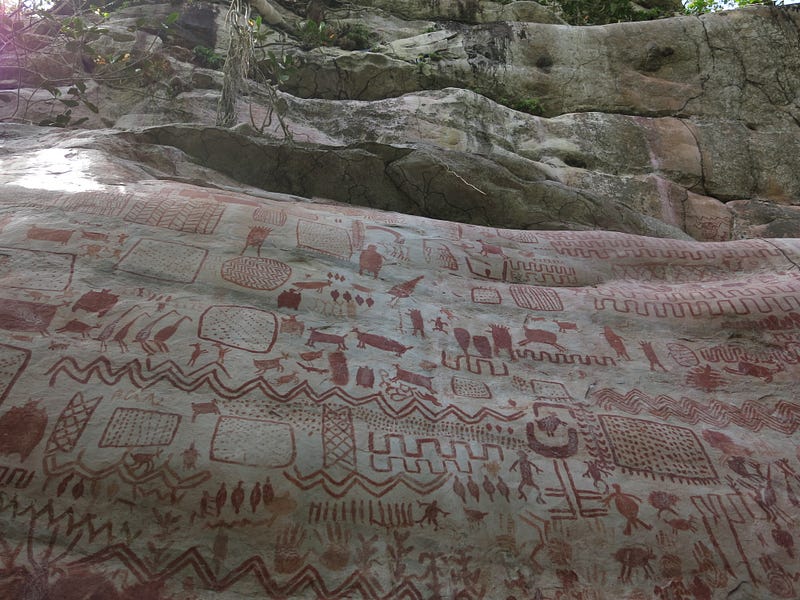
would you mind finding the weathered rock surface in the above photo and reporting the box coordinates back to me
[1,121,800,599]
[1,5,799,596]
[2,2,799,238]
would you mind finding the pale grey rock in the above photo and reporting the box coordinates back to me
[2,119,797,600]
[728,199,800,239]
[480,1,566,24]
[347,0,563,23]
[379,30,467,62]
[1,2,798,239]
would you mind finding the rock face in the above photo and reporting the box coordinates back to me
[1,121,800,599]
[0,2,799,599]
[2,2,799,239]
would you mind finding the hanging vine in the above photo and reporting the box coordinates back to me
[216,0,252,127]
[216,0,292,139]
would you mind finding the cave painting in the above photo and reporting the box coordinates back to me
[0,178,799,600]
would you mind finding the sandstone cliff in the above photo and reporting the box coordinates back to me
[0,2,799,599]
[2,1,799,238]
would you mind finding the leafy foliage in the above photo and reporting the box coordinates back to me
[543,0,674,25]
[192,45,224,69]
[37,80,96,126]
[684,0,784,14]
[1,0,180,126]
[295,19,376,51]
[509,97,544,116]
[296,18,336,49]
[539,0,785,25]
[261,50,299,86]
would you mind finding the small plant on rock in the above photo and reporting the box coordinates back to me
[492,94,545,116]
[296,18,336,49]
[295,19,376,51]
[333,21,374,50]
[192,45,224,69]
[37,80,98,127]
[510,97,543,116]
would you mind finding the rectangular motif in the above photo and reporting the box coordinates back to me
[510,285,564,311]
[297,219,352,260]
[99,407,181,447]
[0,247,74,291]
[116,239,207,283]
[599,414,717,484]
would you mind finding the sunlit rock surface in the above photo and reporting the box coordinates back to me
[2,4,800,239]
[0,124,799,599]
[1,1,800,597]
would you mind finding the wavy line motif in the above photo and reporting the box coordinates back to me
[45,356,517,423]
[69,543,420,598]
[42,453,211,493]
[593,295,800,318]
[591,388,800,434]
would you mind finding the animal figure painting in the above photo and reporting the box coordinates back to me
[0,168,799,600]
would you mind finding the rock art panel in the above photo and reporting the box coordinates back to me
[296,219,353,259]
[1,145,799,600]
[198,305,279,353]
[211,416,296,468]
[220,256,292,290]
[0,247,75,291]
[98,407,181,447]
[116,238,208,283]
[0,343,31,406]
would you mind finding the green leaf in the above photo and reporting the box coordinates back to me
[42,84,61,97]
[163,11,179,27]
[54,112,72,127]
[58,99,80,107]
[71,117,89,127]
[82,100,99,113]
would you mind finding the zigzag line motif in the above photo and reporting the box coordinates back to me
[0,497,118,546]
[591,388,800,434]
[42,453,211,491]
[593,279,800,300]
[516,348,616,367]
[699,343,800,364]
[69,543,420,599]
[284,466,450,498]
[46,356,516,423]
